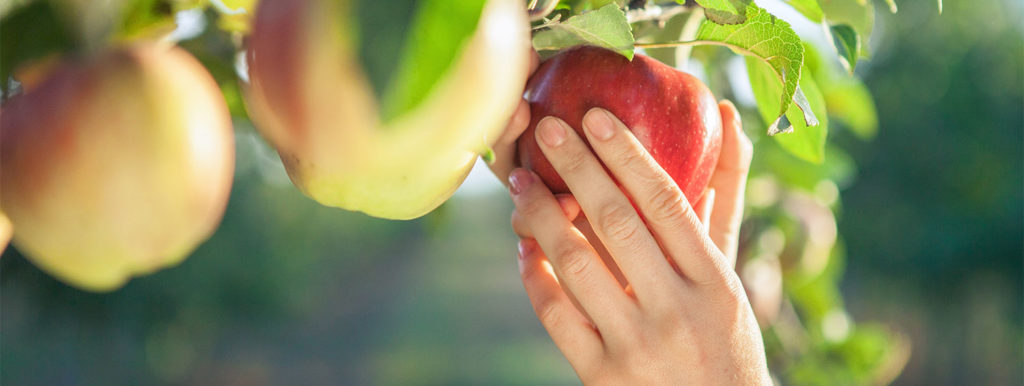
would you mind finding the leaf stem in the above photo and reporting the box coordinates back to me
[635,39,755,59]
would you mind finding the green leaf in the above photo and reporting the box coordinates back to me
[356,0,417,107]
[829,24,859,73]
[696,3,816,134]
[753,142,855,192]
[380,0,487,122]
[588,0,626,8]
[748,57,828,164]
[532,4,635,60]
[823,75,877,139]
[804,43,877,140]
[0,1,73,92]
[480,147,496,164]
[820,0,873,58]
[693,0,745,14]
[783,0,823,22]
[210,0,255,15]
[116,0,178,40]
[0,0,35,20]
[692,0,751,25]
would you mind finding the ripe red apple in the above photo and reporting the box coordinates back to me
[0,44,235,291]
[518,46,723,205]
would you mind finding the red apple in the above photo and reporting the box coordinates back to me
[0,44,235,291]
[518,46,723,205]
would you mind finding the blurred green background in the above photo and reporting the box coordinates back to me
[1,0,1021,384]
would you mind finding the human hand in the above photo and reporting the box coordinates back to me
[507,103,768,384]
[487,50,539,185]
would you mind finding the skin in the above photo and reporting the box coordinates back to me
[489,50,769,384]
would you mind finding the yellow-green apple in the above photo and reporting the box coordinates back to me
[518,46,723,205]
[0,44,235,292]
[244,0,530,220]
[0,212,11,255]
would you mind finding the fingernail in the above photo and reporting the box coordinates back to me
[584,108,615,140]
[538,117,566,147]
[508,168,533,196]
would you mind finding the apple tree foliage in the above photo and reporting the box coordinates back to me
[528,1,938,384]
[0,0,939,383]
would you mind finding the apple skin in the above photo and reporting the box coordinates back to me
[518,46,723,205]
[244,0,530,219]
[0,212,11,256]
[0,44,235,292]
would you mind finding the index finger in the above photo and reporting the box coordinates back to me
[580,108,731,285]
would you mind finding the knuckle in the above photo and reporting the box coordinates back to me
[557,148,589,175]
[519,260,542,283]
[646,183,688,223]
[535,300,564,328]
[723,276,746,305]
[516,195,544,219]
[605,342,657,379]
[554,243,593,279]
[510,211,532,238]
[597,203,642,243]
[706,273,746,309]
[610,142,645,168]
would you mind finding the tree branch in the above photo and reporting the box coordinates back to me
[527,0,559,22]
[626,1,694,26]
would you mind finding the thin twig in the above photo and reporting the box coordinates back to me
[634,39,756,59]
[626,2,690,25]
[527,0,559,22]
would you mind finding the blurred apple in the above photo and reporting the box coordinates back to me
[740,254,783,327]
[244,0,530,219]
[0,212,11,255]
[0,44,235,292]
